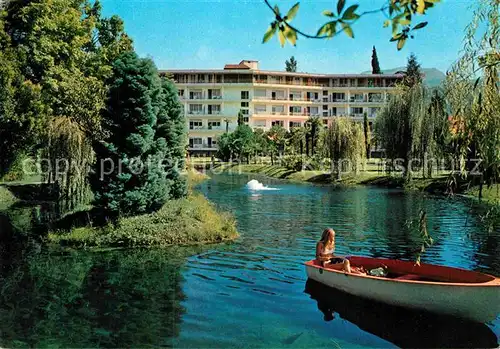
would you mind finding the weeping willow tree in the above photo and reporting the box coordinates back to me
[445,0,499,197]
[42,71,106,211]
[375,84,428,181]
[325,117,365,180]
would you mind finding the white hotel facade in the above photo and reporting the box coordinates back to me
[161,60,403,155]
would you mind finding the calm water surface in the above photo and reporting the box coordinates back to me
[0,173,499,348]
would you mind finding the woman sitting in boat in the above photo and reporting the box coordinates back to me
[316,228,365,274]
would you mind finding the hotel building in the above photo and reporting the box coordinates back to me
[161,60,403,155]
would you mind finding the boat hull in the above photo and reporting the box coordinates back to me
[305,257,500,323]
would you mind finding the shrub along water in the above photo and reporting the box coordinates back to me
[48,193,238,248]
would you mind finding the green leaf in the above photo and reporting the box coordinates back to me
[262,24,277,43]
[273,5,280,16]
[322,10,335,17]
[412,21,428,30]
[343,12,360,21]
[286,2,300,21]
[383,20,390,28]
[399,19,411,26]
[284,26,297,46]
[337,0,346,15]
[390,32,402,41]
[278,29,286,47]
[342,4,359,20]
[317,21,336,37]
[342,22,354,38]
[416,0,426,14]
[397,37,406,50]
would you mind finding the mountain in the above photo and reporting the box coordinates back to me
[361,67,446,87]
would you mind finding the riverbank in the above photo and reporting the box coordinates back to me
[1,170,238,249]
[47,192,238,248]
[218,163,447,190]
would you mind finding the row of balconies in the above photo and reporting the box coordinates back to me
[187,110,221,115]
[189,126,226,131]
[178,79,397,88]
[180,95,386,103]
[189,143,218,149]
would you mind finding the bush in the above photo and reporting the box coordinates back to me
[281,155,305,171]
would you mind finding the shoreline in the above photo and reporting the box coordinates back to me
[214,163,499,204]
[1,172,240,250]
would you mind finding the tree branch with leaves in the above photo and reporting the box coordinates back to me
[262,0,439,50]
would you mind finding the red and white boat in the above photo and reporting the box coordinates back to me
[305,256,500,323]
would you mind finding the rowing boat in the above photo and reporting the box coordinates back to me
[305,256,500,323]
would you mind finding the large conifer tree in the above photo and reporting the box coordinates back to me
[92,52,186,216]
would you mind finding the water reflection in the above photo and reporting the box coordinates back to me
[305,279,498,348]
[1,173,499,347]
[0,248,196,347]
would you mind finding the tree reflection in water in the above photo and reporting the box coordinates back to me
[304,279,498,348]
[0,247,200,347]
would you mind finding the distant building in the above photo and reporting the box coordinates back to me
[161,60,403,155]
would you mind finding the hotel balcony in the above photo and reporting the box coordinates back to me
[189,143,218,150]
[189,127,225,132]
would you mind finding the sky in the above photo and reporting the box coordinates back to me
[100,0,474,74]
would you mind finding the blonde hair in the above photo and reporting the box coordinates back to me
[320,228,335,249]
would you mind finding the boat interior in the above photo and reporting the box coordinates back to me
[307,257,498,284]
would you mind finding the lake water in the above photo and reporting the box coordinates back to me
[0,173,499,347]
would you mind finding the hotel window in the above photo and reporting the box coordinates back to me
[189,90,203,100]
[254,105,266,114]
[332,93,345,102]
[339,78,348,87]
[289,121,301,128]
[351,93,364,102]
[271,120,284,127]
[323,105,328,110]
[253,120,266,127]
[289,106,301,114]
[243,116,249,123]
[352,107,363,115]
[241,91,249,100]
[241,109,249,115]
[310,107,319,116]
[208,121,221,129]
[289,91,302,101]
[189,138,203,147]
[272,105,284,115]
[241,102,249,107]
[189,104,203,114]
[178,89,185,98]
[189,121,203,130]
[323,90,328,96]
[208,105,221,115]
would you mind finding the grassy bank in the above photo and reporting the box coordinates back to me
[48,192,238,248]
[220,163,389,185]
[220,163,461,193]
[465,184,500,204]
